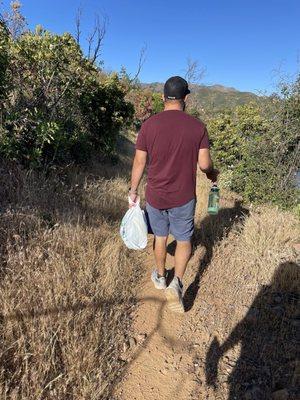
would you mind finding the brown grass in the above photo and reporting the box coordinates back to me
[182,177,300,399]
[0,135,299,399]
[0,140,140,399]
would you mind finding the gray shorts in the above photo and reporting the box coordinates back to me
[146,198,196,241]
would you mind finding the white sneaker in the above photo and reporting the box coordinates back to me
[165,277,185,313]
[151,270,167,290]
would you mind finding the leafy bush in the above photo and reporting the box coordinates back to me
[208,103,270,169]
[208,84,299,208]
[79,73,134,154]
[125,88,164,128]
[0,27,133,167]
[152,92,164,114]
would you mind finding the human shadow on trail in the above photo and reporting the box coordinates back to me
[167,200,249,311]
[205,261,300,399]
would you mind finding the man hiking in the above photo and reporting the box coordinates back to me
[129,76,218,313]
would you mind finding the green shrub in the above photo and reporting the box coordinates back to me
[125,88,164,129]
[207,103,269,169]
[208,85,299,209]
[0,28,133,167]
[231,134,296,205]
[152,92,164,114]
[79,73,134,153]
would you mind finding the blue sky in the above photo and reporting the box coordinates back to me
[1,0,299,93]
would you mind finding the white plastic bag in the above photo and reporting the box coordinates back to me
[120,197,148,250]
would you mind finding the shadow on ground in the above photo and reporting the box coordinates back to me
[205,261,300,399]
[1,294,194,400]
[167,200,249,312]
[2,262,298,399]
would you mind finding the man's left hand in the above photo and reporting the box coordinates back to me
[206,168,219,184]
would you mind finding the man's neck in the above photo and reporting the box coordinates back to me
[164,102,184,112]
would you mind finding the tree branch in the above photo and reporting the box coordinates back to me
[75,6,82,45]
[184,57,206,84]
[130,45,147,83]
[89,14,108,64]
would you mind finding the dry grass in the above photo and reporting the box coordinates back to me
[0,135,299,399]
[0,141,140,399]
[182,177,300,399]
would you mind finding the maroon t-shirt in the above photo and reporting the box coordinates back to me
[135,110,209,209]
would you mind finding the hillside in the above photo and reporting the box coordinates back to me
[142,82,262,110]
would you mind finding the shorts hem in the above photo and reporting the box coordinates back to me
[171,234,193,242]
[153,232,169,237]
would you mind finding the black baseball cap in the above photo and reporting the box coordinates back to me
[164,76,190,100]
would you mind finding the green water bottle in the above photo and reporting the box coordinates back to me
[208,184,220,215]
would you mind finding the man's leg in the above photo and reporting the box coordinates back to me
[153,236,168,277]
[174,240,192,281]
[165,199,196,313]
[146,203,169,290]
[165,240,192,313]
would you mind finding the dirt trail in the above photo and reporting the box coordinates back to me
[113,140,205,399]
[113,179,236,400]
[114,175,299,400]
[114,242,200,400]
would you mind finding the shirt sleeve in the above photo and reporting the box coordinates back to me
[199,126,210,149]
[135,123,147,152]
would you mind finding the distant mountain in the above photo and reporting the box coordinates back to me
[142,82,261,110]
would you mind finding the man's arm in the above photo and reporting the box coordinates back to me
[198,148,219,183]
[129,149,147,204]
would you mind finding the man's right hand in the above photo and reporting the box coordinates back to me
[206,168,219,184]
[128,193,139,208]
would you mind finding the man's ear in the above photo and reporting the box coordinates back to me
[161,94,165,102]
[184,94,189,101]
